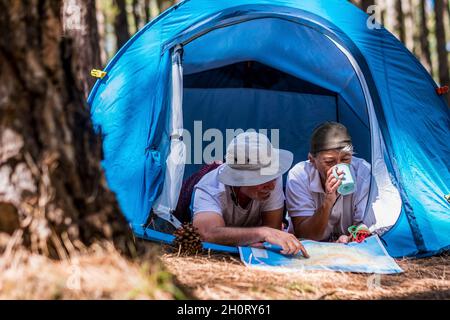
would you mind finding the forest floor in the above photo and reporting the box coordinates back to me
[0,240,185,300]
[0,238,448,299]
[161,246,450,300]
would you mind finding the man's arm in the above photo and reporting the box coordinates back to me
[261,208,284,230]
[193,212,268,245]
[193,212,309,257]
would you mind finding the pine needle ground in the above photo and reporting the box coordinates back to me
[161,246,449,300]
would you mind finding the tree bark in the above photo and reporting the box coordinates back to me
[435,0,450,105]
[62,0,102,99]
[96,4,108,67]
[360,0,375,13]
[395,0,406,43]
[410,0,422,57]
[403,0,416,53]
[378,0,386,27]
[419,0,433,74]
[156,0,164,14]
[348,0,374,13]
[114,0,130,50]
[144,0,151,22]
[157,0,176,14]
[0,0,136,258]
[448,0,450,25]
[384,0,404,41]
[132,0,142,31]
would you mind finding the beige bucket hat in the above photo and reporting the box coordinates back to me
[217,132,293,187]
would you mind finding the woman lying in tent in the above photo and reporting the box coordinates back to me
[286,122,375,244]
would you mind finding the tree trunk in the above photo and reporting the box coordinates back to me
[132,0,142,31]
[384,0,395,33]
[156,0,163,13]
[435,0,450,105]
[0,0,136,258]
[395,0,406,43]
[144,0,151,22]
[384,0,404,41]
[410,0,422,57]
[447,0,450,41]
[157,0,176,14]
[62,0,102,99]
[447,0,450,26]
[377,0,386,26]
[419,0,433,74]
[349,0,374,13]
[114,0,130,50]
[96,4,108,67]
[403,0,415,53]
[360,0,374,13]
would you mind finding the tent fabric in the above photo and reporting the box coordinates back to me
[88,0,450,258]
[181,17,369,130]
[183,88,339,179]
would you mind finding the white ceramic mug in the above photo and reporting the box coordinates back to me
[332,163,355,195]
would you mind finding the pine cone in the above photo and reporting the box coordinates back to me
[173,223,203,255]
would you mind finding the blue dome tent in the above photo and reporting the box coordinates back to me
[88,0,450,258]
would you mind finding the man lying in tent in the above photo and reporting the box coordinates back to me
[192,132,309,257]
[286,122,375,244]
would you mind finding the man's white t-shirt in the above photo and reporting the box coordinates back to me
[192,165,285,227]
[286,157,374,241]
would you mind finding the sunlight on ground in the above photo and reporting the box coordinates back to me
[161,247,449,300]
[0,242,184,300]
[0,240,448,299]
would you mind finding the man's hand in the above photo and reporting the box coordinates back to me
[261,227,309,258]
[324,167,344,204]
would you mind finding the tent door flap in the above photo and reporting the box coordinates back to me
[151,45,185,229]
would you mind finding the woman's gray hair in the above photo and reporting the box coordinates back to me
[310,122,353,156]
[341,144,355,155]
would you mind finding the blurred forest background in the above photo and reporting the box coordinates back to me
[81,0,450,96]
